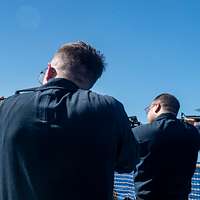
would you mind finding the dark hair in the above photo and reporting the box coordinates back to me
[153,93,180,115]
[54,41,105,85]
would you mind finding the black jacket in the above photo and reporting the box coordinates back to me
[133,113,200,200]
[0,78,138,200]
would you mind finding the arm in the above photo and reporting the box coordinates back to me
[113,101,138,173]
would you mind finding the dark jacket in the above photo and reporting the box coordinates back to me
[133,113,200,200]
[0,78,138,200]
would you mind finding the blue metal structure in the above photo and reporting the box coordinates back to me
[189,163,200,200]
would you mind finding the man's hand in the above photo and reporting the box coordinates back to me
[184,118,196,125]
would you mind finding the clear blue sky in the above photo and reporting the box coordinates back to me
[1,0,200,124]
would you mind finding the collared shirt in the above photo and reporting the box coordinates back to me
[0,78,138,200]
[132,113,200,200]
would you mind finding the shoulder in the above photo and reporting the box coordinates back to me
[182,121,200,136]
[75,89,123,109]
[182,121,200,149]
[71,89,130,126]
[183,120,198,130]
[132,123,158,142]
[66,89,128,120]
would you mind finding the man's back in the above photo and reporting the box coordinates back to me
[133,113,200,200]
[0,78,137,200]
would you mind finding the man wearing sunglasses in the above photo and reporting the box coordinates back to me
[0,41,138,200]
[132,93,200,200]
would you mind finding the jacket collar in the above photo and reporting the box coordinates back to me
[155,112,177,121]
[15,78,79,94]
[41,78,79,90]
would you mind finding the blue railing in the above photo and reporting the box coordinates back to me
[189,163,200,200]
[114,171,135,200]
[114,162,200,200]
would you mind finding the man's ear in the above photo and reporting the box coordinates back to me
[43,64,57,84]
[155,103,161,113]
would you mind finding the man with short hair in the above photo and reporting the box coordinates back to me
[133,93,200,200]
[0,41,138,200]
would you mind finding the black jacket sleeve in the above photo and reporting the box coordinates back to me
[112,100,139,173]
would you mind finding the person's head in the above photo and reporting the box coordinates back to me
[145,93,180,123]
[43,41,105,89]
